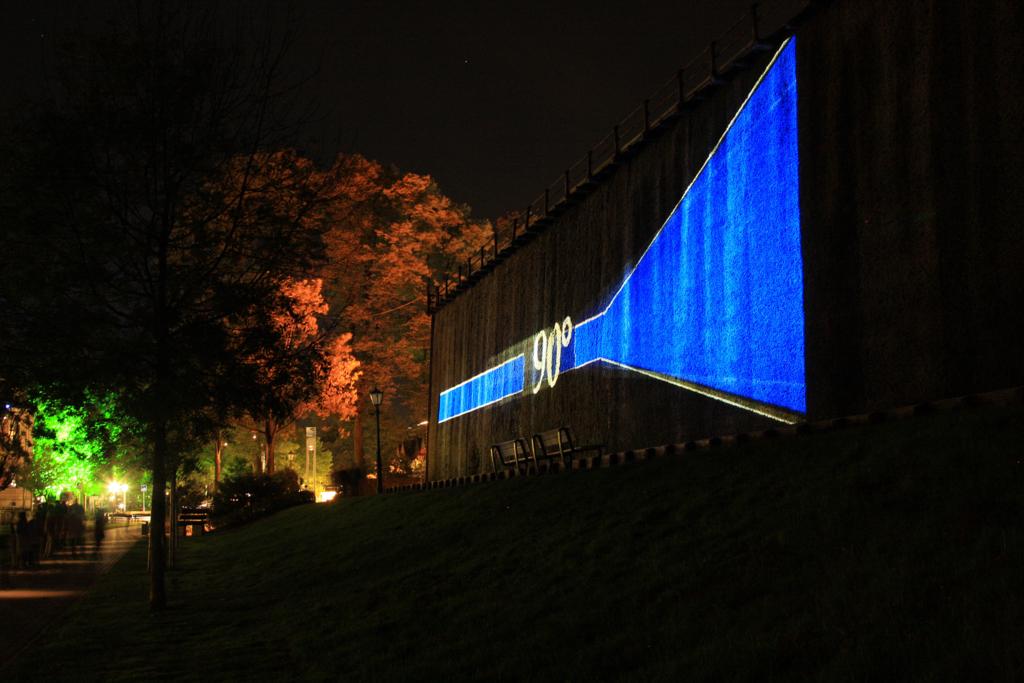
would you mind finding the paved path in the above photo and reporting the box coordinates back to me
[0,523,143,669]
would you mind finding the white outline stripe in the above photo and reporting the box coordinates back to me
[568,38,803,423]
[575,37,795,331]
[437,386,523,424]
[592,357,802,424]
[435,39,802,426]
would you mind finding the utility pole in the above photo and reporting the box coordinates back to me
[305,426,317,499]
[369,388,384,494]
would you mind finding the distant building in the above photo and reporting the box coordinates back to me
[0,484,34,525]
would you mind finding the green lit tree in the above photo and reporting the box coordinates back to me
[274,427,334,495]
[30,399,107,498]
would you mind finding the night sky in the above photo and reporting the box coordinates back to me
[1,0,752,219]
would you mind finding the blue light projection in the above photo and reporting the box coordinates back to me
[437,38,804,423]
[570,37,804,415]
[437,355,525,423]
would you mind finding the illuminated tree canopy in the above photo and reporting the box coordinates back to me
[320,157,492,468]
[29,396,127,498]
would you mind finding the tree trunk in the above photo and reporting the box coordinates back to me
[167,466,177,569]
[353,410,365,469]
[264,418,276,474]
[253,432,264,475]
[214,430,223,488]
[149,418,168,610]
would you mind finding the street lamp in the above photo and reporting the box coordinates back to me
[369,387,383,494]
[141,484,148,513]
[108,481,128,512]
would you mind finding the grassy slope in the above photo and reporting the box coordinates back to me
[10,405,1024,681]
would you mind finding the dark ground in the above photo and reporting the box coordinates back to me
[1,523,141,670]
[7,403,1024,680]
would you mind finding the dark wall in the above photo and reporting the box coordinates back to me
[800,0,1024,416]
[428,0,1024,480]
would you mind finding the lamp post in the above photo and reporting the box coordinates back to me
[141,484,148,513]
[119,483,128,512]
[369,387,384,494]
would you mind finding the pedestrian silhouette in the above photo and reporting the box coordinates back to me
[68,501,86,557]
[0,522,12,588]
[17,511,39,568]
[93,510,107,557]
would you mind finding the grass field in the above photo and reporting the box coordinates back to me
[9,404,1024,681]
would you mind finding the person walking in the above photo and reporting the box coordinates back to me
[93,509,107,557]
[17,510,38,568]
[0,523,11,588]
[10,517,22,569]
[51,499,68,554]
[67,501,86,557]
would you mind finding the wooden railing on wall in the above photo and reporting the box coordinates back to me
[425,0,813,315]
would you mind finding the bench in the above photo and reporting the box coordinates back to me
[177,507,210,536]
[489,437,536,475]
[531,427,604,469]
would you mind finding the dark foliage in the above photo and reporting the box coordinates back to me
[212,469,313,526]
[330,466,365,497]
[0,5,334,607]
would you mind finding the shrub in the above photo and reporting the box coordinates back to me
[331,466,365,497]
[212,469,313,526]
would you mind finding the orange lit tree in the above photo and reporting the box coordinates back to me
[239,277,360,474]
[320,158,492,475]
